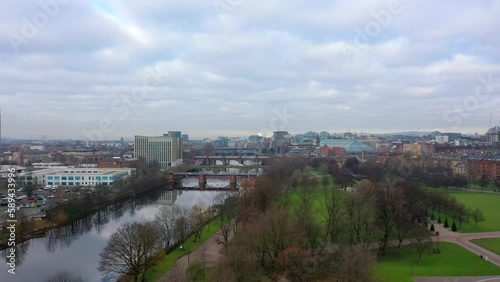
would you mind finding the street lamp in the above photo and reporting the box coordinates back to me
[179,244,190,267]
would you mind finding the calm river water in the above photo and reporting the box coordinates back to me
[0,182,225,282]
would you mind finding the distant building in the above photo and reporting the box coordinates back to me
[403,144,421,156]
[467,155,500,180]
[435,136,449,144]
[134,134,183,167]
[273,131,290,154]
[36,167,136,187]
[320,139,374,154]
[486,126,500,144]
[182,134,189,142]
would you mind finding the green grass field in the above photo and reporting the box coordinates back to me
[434,192,500,233]
[144,219,220,282]
[472,238,500,255]
[373,242,500,282]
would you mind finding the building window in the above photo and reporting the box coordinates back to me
[68,176,74,180]
[96,176,101,181]
[75,176,81,180]
[55,176,60,180]
[48,182,53,185]
[68,182,74,186]
[62,176,67,180]
[62,182,67,186]
[102,176,108,180]
[48,176,53,180]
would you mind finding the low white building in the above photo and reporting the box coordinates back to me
[30,167,135,187]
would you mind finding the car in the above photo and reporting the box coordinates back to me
[36,195,45,201]
[52,185,59,189]
[44,185,52,190]
[15,195,27,201]
[27,197,36,201]
[37,188,43,192]
[36,203,41,207]
[47,195,55,198]
[30,203,35,208]
[64,189,70,193]
[42,200,47,205]
[17,187,25,192]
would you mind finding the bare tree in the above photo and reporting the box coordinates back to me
[191,202,207,242]
[471,207,485,228]
[98,221,162,282]
[410,226,432,264]
[45,270,85,282]
[214,192,239,247]
[174,206,192,243]
[155,205,178,249]
[202,142,215,156]
[323,184,343,244]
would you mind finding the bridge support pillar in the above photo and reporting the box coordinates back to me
[199,174,206,190]
[230,175,237,191]
[166,173,175,184]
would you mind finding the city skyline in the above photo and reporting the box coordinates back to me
[1,1,500,140]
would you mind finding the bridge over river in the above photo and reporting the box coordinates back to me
[167,171,259,190]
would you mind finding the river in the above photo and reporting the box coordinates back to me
[0,183,226,282]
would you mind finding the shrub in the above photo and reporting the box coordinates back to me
[444,218,449,228]
[430,224,435,232]
[451,222,457,232]
[437,216,442,224]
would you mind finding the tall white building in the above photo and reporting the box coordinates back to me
[134,133,183,167]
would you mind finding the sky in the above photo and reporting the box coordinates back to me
[1,0,500,140]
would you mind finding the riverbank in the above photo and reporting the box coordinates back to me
[143,218,221,281]
[0,181,168,250]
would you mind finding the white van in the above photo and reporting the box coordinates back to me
[44,185,52,190]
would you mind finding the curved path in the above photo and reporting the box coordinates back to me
[430,222,500,267]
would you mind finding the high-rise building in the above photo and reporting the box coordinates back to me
[134,133,183,167]
[273,131,289,154]
[182,134,189,142]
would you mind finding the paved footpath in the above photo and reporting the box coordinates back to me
[158,229,232,282]
[430,222,500,267]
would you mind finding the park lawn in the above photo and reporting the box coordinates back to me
[448,192,500,232]
[373,242,500,282]
[144,219,220,282]
[472,238,500,255]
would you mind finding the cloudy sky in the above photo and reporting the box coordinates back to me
[1,0,500,140]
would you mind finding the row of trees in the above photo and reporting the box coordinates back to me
[99,203,211,282]
[427,192,484,229]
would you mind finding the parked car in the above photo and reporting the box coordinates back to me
[42,200,47,205]
[44,185,52,190]
[47,195,55,198]
[17,187,25,192]
[30,203,36,208]
[15,195,27,201]
[36,195,45,201]
[64,189,70,193]
[27,197,36,201]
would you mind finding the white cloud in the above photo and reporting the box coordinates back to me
[1,0,500,139]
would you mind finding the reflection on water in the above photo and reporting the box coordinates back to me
[0,187,221,282]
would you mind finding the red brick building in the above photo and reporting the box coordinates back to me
[467,155,500,180]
